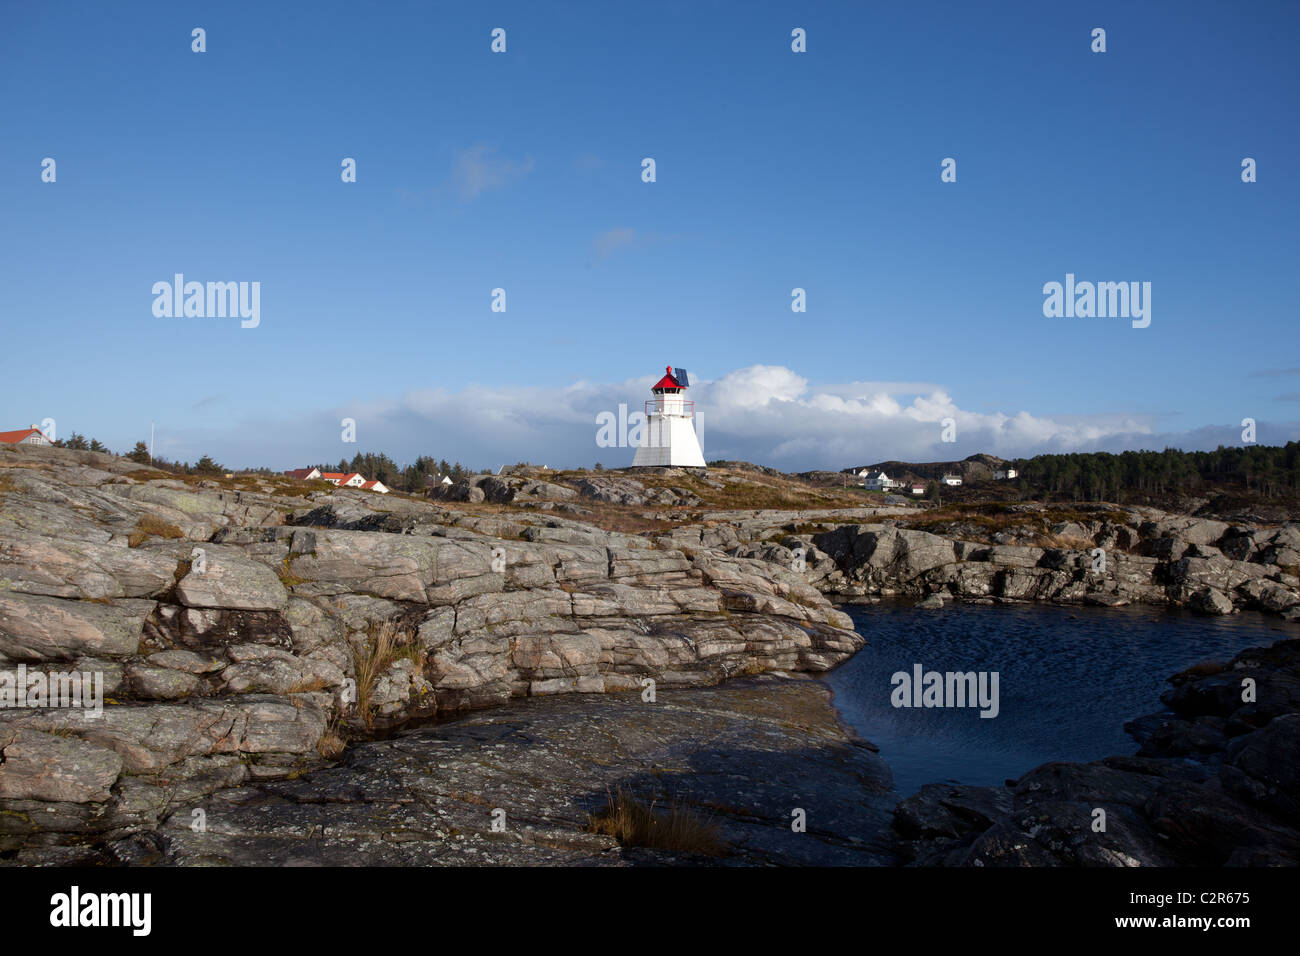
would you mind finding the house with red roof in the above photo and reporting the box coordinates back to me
[0,425,53,447]
[320,472,366,488]
[287,467,387,492]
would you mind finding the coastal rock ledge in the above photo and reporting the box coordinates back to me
[0,446,858,851]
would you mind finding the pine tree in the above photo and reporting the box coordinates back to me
[194,455,222,476]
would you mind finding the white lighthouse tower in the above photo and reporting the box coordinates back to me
[632,365,706,468]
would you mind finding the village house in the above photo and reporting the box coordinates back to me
[910,483,926,495]
[319,472,367,488]
[861,470,898,491]
[993,468,1018,480]
[284,467,388,492]
[942,473,963,486]
[0,425,53,446]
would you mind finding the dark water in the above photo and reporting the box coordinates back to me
[824,602,1295,796]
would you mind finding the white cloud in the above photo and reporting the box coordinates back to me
[450,145,534,200]
[592,227,637,260]
[176,364,1299,471]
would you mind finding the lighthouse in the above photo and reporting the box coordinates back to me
[632,365,706,468]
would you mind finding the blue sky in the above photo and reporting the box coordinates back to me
[2,0,1297,470]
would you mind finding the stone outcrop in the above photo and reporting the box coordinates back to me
[572,475,701,507]
[675,505,1300,620]
[0,445,860,850]
[430,473,580,505]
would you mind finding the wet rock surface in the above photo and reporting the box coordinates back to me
[26,675,897,866]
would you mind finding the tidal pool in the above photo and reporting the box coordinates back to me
[824,601,1293,795]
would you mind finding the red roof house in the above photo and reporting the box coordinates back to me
[0,426,54,446]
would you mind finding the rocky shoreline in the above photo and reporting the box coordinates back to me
[0,447,861,853]
[12,633,1298,867]
[1,445,1297,863]
[895,636,1300,866]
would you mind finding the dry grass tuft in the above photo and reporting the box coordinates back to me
[316,714,348,759]
[128,513,185,547]
[1033,532,1097,551]
[354,620,423,729]
[587,787,726,857]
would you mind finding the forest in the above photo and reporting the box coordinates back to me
[1009,443,1300,501]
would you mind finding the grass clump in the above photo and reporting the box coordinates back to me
[128,513,185,547]
[587,787,726,857]
[354,620,425,729]
[316,713,348,759]
[1033,532,1097,551]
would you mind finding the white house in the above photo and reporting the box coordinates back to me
[994,468,1018,480]
[360,480,390,494]
[284,467,322,480]
[941,474,962,486]
[910,484,926,495]
[862,470,898,491]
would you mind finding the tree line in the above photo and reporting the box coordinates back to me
[1009,443,1300,501]
[297,452,482,493]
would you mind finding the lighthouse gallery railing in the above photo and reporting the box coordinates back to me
[645,399,695,417]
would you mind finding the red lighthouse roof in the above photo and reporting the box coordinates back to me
[651,365,684,391]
